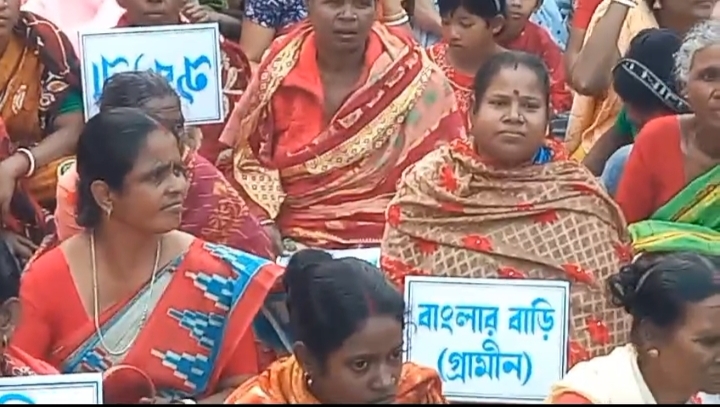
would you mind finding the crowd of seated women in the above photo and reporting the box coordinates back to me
[0,0,717,404]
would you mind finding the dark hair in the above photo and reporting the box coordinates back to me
[75,107,163,228]
[613,28,690,115]
[607,252,720,340]
[438,0,507,19]
[284,249,405,368]
[0,242,21,303]
[99,70,179,112]
[472,51,551,113]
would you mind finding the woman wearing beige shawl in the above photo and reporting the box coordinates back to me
[566,0,709,160]
[546,252,720,404]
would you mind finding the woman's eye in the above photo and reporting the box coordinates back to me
[389,348,402,360]
[352,359,368,371]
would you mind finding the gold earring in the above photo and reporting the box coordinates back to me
[305,373,313,387]
[1,334,8,349]
[648,348,659,358]
[105,206,113,218]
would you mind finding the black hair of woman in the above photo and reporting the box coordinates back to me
[472,50,551,113]
[606,251,720,394]
[75,107,167,229]
[284,248,406,404]
[613,28,690,117]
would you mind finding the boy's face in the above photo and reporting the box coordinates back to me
[506,0,539,23]
[441,6,503,52]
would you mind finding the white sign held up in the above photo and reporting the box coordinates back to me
[78,23,224,125]
[0,372,102,404]
[403,276,570,404]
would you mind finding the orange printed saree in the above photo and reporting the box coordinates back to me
[15,239,285,401]
[220,21,465,249]
[116,15,251,164]
[381,139,632,367]
[0,11,80,216]
[225,355,447,404]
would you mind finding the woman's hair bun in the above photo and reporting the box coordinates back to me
[283,249,333,294]
[607,261,647,313]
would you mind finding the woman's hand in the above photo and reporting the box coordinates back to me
[263,223,284,256]
[0,156,25,217]
[0,230,38,262]
[182,3,219,23]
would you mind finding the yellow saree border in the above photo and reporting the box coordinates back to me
[630,165,720,255]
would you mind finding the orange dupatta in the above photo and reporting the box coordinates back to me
[220,21,465,248]
[224,356,447,404]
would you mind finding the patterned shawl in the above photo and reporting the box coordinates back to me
[381,139,633,366]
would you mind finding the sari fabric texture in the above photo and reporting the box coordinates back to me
[0,11,80,206]
[565,0,656,159]
[2,345,58,376]
[381,139,632,366]
[224,355,447,404]
[16,239,285,399]
[629,165,720,256]
[219,21,465,249]
[116,16,251,164]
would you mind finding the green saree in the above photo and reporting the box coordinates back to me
[629,165,720,255]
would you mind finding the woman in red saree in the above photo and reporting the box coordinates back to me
[381,52,631,368]
[115,0,251,165]
[219,2,465,252]
[14,108,285,404]
[53,71,275,260]
[0,240,56,376]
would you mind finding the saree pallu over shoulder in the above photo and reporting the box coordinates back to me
[381,139,632,366]
[630,165,720,255]
[225,356,447,404]
[55,240,284,399]
[220,21,464,248]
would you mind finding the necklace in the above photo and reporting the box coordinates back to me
[90,233,162,356]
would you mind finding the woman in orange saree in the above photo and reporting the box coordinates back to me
[381,51,632,368]
[219,12,465,252]
[114,0,251,165]
[0,6,84,261]
[225,249,446,404]
[14,108,286,404]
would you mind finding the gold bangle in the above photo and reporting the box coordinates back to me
[383,11,407,22]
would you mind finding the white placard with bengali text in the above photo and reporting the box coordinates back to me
[403,276,570,404]
[78,23,224,125]
[276,247,381,267]
[0,372,102,404]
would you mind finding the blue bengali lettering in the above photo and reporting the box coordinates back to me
[507,297,556,340]
[90,53,213,107]
[436,339,532,385]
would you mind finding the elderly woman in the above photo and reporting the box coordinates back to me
[616,20,720,256]
[381,51,631,367]
[546,252,720,404]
